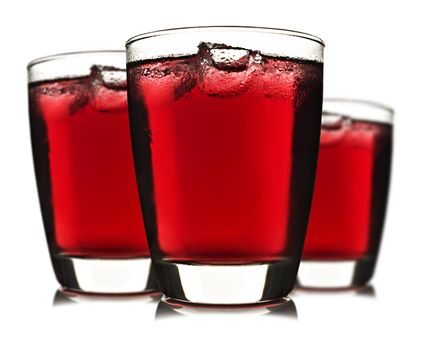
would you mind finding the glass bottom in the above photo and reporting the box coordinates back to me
[51,254,158,294]
[153,259,297,305]
[296,258,376,289]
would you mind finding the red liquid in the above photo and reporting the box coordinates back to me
[303,119,392,260]
[29,67,149,258]
[128,44,323,264]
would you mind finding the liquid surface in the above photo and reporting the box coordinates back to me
[29,66,149,257]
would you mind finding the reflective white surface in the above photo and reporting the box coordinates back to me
[1,0,421,349]
[3,281,418,349]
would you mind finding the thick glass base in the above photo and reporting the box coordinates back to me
[51,255,158,294]
[153,260,297,305]
[296,258,376,289]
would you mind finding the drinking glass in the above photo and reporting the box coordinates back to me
[126,26,324,304]
[298,99,393,289]
[28,51,156,294]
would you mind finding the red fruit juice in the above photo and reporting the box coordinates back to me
[303,118,392,260]
[29,67,149,258]
[128,44,323,264]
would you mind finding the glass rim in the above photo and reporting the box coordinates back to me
[27,50,125,70]
[125,26,325,48]
[323,98,394,124]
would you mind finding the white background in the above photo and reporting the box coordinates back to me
[0,0,420,348]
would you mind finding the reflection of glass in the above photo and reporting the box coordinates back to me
[355,285,376,297]
[28,52,156,294]
[155,297,297,319]
[291,285,376,321]
[126,26,324,305]
[299,99,393,289]
[53,288,161,306]
[293,284,376,297]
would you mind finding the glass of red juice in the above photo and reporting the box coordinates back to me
[126,27,324,304]
[27,51,157,294]
[298,99,393,289]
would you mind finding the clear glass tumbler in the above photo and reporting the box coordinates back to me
[126,26,324,304]
[298,98,393,289]
[28,51,157,294]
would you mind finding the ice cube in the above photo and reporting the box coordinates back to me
[320,115,351,146]
[321,115,351,130]
[69,90,89,115]
[208,45,250,71]
[137,59,197,103]
[34,80,89,116]
[58,81,89,115]
[88,65,127,112]
[39,84,68,97]
[196,43,261,97]
[173,71,196,101]
[90,65,126,89]
[259,60,299,100]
